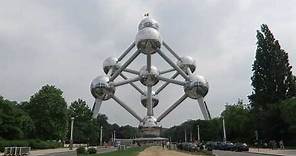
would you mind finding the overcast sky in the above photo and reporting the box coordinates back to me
[1,0,296,127]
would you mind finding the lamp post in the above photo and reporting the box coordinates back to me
[69,117,75,150]
[100,126,103,146]
[222,117,226,142]
[197,124,200,143]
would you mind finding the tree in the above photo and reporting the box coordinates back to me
[221,99,254,142]
[249,24,295,140]
[0,96,34,139]
[23,85,68,140]
[67,99,99,144]
[249,24,295,108]
[279,98,296,144]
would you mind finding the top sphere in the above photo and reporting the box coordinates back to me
[138,17,160,31]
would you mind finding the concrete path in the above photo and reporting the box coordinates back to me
[213,150,270,156]
[30,148,76,156]
[249,148,296,156]
[138,146,204,156]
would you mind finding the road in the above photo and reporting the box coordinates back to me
[36,151,77,156]
[213,150,276,156]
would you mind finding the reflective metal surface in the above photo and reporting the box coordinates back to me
[139,65,160,86]
[138,17,160,31]
[141,91,159,108]
[135,28,161,54]
[184,74,209,99]
[177,56,196,74]
[90,15,212,136]
[90,75,115,101]
[103,57,120,75]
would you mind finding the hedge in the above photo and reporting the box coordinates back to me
[0,139,63,152]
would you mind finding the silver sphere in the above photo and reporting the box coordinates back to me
[139,116,159,128]
[90,75,115,101]
[139,65,160,86]
[135,17,161,54]
[103,57,120,75]
[184,74,209,99]
[138,17,160,31]
[177,56,196,74]
[141,91,159,108]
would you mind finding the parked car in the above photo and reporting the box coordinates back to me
[234,143,249,152]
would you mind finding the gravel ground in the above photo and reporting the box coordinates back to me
[137,146,205,156]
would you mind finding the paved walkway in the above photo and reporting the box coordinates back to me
[249,148,296,156]
[30,148,76,156]
[138,146,205,156]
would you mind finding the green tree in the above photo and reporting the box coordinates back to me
[249,24,295,140]
[68,99,99,144]
[221,99,254,142]
[23,85,68,140]
[0,96,34,139]
[279,98,296,144]
[249,24,295,107]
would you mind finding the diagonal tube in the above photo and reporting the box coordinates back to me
[204,101,211,120]
[157,94,187,122]
[162,41,181,60]
[197,98,211,120]
[92,99,103,118]
[120,74,145,95]
[155,72,179,95]
[110,50,141,81]
[111,76,141,87]
[123,68,140,75]
[117,42,135,62]
[158,76,186,86]
[112,95,142,121]
[159,68,175,75]
[157,49,189,80]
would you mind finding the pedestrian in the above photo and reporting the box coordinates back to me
[162,141,165,149]
[279,140,284,150]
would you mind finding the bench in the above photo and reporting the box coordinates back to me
[4,147,31,156]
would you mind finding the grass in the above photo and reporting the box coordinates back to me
[79,146,146,156]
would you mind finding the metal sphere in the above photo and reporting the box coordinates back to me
[184,74,209,99]
[138,17,160,31]
[177,56,196,74]
[139,116,159,128]
[141,91,159,108]
[90,75,115,101]
[103,57,120,75]
[139,65,160,86]
[135,28,161,54]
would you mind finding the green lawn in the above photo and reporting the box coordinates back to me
[79,147,146,156]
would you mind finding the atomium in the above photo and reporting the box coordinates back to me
[139,65,160,86]
[90,14,211,137]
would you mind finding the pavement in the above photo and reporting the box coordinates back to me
[213,150,268,156]
[213,148,296,156]
[248,148,296,156]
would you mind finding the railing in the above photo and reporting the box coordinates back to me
[4,147,31,156]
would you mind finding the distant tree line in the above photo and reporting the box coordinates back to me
[0,85,140,145]
[162,24,296,146]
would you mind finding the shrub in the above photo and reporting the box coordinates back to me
[76,146,86,154]
[87,147,97,154]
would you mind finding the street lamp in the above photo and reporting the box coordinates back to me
[197,124,200,143]
[100,126,103,146]
[69,117,75,150]
[222,117,226,142]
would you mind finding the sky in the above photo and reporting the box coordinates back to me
[0,0,296,128]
